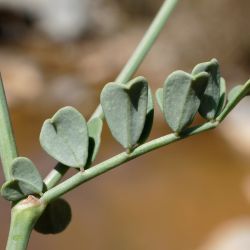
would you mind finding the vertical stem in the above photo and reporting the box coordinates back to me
[6,196,46,250]
[90,0,180,120]
[0,76,18,181]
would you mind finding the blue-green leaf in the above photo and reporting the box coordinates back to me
[1,157,43,201]
[101,76,148,150]
[40,106,89,168]
[163,70,209,133]
[192,58,221,120]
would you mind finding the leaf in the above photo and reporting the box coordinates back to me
[215,77,227,116]
[1,157,43,201]
[138,87,154,144]
[101,76,148,150]
[156,88,163,112]
[86,117,103,168]
[34,198,71,234]
[192,58,221,120]
[11,157,43,194]
[40,106,89,168]
[163,70,209,133]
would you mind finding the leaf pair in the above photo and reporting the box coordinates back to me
[40,106,102,169]
[157,59,225,133]
[100,77,154,151]
[1,157,43,201]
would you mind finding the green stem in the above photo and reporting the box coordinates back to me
[44,163,69,190]
[216,79,250,122]
[41,121,217,204]
[44,0,181,189]
[0,76,18,181]
[6,196,46,250]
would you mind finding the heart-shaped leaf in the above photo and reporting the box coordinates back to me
[35,198,71,234]
[156,88,163,112]
[1,157,43,201]
[101,76,148,150]
[138,87,154,144]
[86,117,103,168]
[163,70,209,133]
[215,77,227,116]
[40,106,89,168]
[192,58,221,120]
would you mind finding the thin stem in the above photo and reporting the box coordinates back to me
[216,79,250,122]
[44,0,181,189]
[90,0,180,120]
[43,163,69,190]
[0,76,18,181]
[41,121,217,204]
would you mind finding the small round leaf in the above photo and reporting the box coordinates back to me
[34,198,71,234]
[40,106,89,168]
[101,76,148,150]
[11,157,43,194]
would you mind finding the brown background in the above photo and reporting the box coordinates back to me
[0,0,249,249]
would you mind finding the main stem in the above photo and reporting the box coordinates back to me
[0,76,18,181]
[6,196,46,250]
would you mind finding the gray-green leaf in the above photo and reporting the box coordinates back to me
[1,157,43,201]
[11,157,43,194]
[40,106,89,168]
[86,117,103,168]
[192,58,221,120]
[35,198,71,234]
[163,70,209,133]
[101,76,148,150]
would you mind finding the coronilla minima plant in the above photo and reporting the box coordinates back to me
[0,0,249,249]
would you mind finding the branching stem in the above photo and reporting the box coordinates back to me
[41,121,218,204]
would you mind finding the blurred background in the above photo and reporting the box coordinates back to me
[0,0,249,249]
